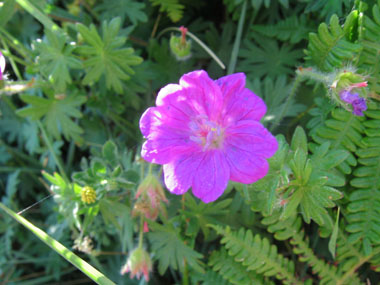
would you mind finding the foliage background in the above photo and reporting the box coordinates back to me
[0,0,380,284]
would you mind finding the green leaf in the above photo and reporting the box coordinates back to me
[252,15,313,44]
[148,222,204,275]
[17,94,86,141]
[249,76,306,128]
[0,0,16,27]
[210,225,300,284]
[34,29,82,92]
[239,35,303,78]
[305,12,362,71]
[150,0,184,22]
[290,126,308,153]
[102,140,118,167]
[346,107,380,254]
[75,17,143,93]
[0,202,115,285]
[328,208,340,258]
[95,0,147,25]
[6,170,20,199]
[99,199,129,231]
[209,248,270,284]
[181,194,232,239]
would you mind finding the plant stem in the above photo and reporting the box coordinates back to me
[182,258,189,285]
[270,74,302,132]
[1,39,22,80]
[138,216,144,249]
[227,0,247,75]
[15,0,61,32]
[37,120,69,183]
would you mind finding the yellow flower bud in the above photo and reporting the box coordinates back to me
[81,186,97,204]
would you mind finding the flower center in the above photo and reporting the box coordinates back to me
[189,115,224,150]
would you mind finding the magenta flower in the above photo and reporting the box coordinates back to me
[339,90,367,116]
[140,70,278,203]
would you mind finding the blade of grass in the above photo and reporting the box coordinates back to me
[15,0,61,32]
[0,202,115,285]
[227,0,247,75]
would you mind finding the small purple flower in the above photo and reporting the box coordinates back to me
[339,90,367,116]
[140,70,278,203]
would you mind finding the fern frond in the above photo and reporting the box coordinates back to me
[150,0,184,22]
[252,15,313,44]
[305,12,362,71]
[346,104,380,255]
[210,225,302,285]
[359,1,380,94]
[310,108,366,174]
[262,213,359,285]
[369,248,380,272]
[209,248,270,284]
[335,228,362,272]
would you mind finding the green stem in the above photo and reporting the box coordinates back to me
[0,167,40,173]
[227,0,247,75]
[37,120,69,182]
[1,39,22,80]
[270,74,302,132]
[138,216,144,249]
[0,27,31,59]
[15,0,61,32]
[0,202,115,285]
[157,27,225,70]
[182,258,189,285]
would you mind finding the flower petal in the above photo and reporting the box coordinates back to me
[179,70,223,121]
[216,73,266,124]
[192,150,230,203]
[163,151,204,195]
[140,108,199,164]
[224,120,278,183]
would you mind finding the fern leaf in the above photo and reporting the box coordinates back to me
[305,12,362,71]
[346,104,380,255]
[150,0,184,22]
[262,212,354,285]
[210,225,302,285]
[359,1,380,94]
[252,15,313,44]
[209,248,270,284]
[310,108,366,174]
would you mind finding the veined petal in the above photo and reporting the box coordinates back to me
[224,120,278,183]
[140,108,199,164]
[216,74,266,124]
[225,120,278,157]
[179,70,223,121]
[192,150,230,203]
[163,151,204,195]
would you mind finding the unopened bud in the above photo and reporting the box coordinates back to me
[170,26,192,61]
[133,174,168,221]
[120,247,152,281]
